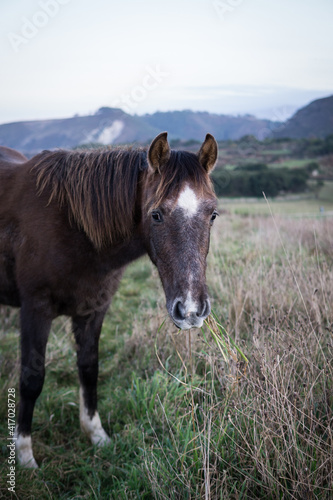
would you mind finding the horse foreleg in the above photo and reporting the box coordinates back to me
[73,309,111,446]
[16,301,52,468]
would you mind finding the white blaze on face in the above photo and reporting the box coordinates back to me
[79,387,111,446]
[177,185,199,217]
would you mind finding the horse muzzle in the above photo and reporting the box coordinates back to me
[170,295,211,330]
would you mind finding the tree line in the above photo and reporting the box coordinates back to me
[212,163,311,197]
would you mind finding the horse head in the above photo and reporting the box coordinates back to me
[142,132,218,330]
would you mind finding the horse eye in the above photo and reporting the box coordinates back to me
[152,210,163,222]
[211,211,219,222]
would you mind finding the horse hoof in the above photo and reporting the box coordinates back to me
[20,457,39,469]
[91,429,111,447]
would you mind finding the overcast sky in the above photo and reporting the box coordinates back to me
[1,0,333,124]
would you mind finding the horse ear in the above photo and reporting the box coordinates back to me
[148,132,171,173]
[197,134,218,173]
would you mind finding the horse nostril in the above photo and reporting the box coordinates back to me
[200,299,211,319]
[173,300,186,321]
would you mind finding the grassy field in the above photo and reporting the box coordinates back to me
[267,159,312,169]
[221,181,333,217]
[1,204,333,499]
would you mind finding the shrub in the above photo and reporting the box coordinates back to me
[212,166,310,197]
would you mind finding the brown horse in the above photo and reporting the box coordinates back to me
[0,132,218,468]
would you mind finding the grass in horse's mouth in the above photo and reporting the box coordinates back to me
[154,311,248,392]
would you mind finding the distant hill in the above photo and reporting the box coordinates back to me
[0,107,279,155]
[141,110,276,142]
[273,95,333,139]
[0,108,158,155]
[1,94,333,155]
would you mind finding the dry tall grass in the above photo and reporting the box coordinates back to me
[210,215,332,498]
[145,215,333,499]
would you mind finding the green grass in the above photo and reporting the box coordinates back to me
[223,198,333,216]
[261,149,291,155]
[318,179,333,201]
[220,181,333,216]
[268,158,311,168]
[1,206,333,499]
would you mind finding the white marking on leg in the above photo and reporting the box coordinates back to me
[177,185,199,217]
[79,387,111,446]
[15,431,38,468]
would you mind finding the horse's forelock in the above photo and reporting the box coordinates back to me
[146,150,215,210]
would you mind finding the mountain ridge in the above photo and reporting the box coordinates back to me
[0,94,332,155]
[0,107,280,155]
[272,94,333,139]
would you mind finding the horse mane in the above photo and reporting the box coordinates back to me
[32,146,214,249]
[32,147,147,248]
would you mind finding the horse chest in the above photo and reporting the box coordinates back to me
[0,254,20,306]
[0,224,21,306]
[57,238,145,316]
[53,266,124,318]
